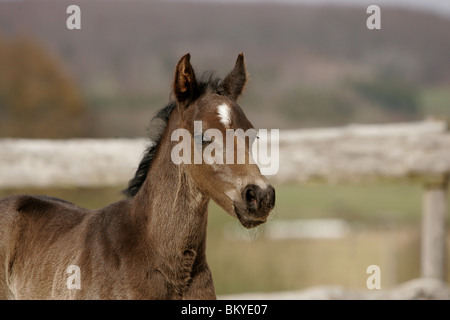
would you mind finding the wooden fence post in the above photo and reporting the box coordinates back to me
[421,177,449,281]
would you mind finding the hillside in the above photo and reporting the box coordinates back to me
[0,0,449,137]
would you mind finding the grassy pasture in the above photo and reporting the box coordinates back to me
[1,183,448,295]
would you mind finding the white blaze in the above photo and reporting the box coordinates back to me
[217,103,231,127]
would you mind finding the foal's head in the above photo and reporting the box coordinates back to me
[171,53,275,228]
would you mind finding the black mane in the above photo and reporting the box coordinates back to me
[123,73,224,197]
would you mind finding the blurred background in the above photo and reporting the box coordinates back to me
[0,0,449,296]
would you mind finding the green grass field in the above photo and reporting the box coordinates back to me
[206,183,439,294]
[1,182,448,295]
[420,87,450,119]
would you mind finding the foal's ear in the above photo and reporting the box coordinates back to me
[222,52,247,100]
[173,53,198,106]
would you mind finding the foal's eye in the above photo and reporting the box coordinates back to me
[202,134,212,145]
[195,134,212,146]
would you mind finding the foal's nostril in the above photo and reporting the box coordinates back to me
[242,185,260,212]
[244,186,258,210]
[242,184,275,214]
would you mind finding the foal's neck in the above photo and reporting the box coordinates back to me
[132,112,209,255]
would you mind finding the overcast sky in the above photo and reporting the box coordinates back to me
[168,0,450,17]
[1,0,449,17]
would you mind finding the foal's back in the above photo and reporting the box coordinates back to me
[0,194,162,299]
[0,194,92,298]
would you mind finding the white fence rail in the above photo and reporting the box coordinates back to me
[0,120,449,281]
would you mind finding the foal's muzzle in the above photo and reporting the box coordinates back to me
[235,184,275,228]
